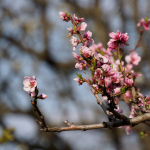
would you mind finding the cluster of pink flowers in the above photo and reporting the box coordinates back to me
[59,11,150,135]
[137,18,150,31]
[23,76,47,100]
[107,30,129,51]
[59,11,142,103]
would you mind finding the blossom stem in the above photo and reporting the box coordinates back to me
[69,15,85,45]
[83,79,102,94]
[134,30,144,51]
[117,44,125,78]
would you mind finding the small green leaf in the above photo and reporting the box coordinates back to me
[73,25,76,31]
[121,86,127,94]
[64,11,69,17]
[89,80,92,84]
[76,73,83,79]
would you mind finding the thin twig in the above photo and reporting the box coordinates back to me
[134,30,144,51]
[90,88,110,120]
[31,101,47,128]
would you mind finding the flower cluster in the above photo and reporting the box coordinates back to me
[23,76,47,100]
[59,11,149,135]
[137,18,150,31]
[107,30,129,51]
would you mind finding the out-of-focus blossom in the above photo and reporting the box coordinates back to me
[73,78,83,85]
[73,14,85,23]
[125,77,133,87]
[70,36,79,51]
[75,60,87,70]
[137,18,150,31]
[94,53,108,63]
[114,87,121,95]
[72,52,82,60]
[80,46,92,58]
[28,92,36,98]
[77,22,87,31]
[59,11,70,22]
[23,76,37,92]
[124,125,132,135]
[115,104,123,113]
[39,94,47,99]
[125,52,141,66]
[67,27,75,37]
[94,68,103,78]
[129,106,135,118]
[83,31,94,44]
[125,90,131,99]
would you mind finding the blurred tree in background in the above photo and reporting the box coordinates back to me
[0,0,150,150]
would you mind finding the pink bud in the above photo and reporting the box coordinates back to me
[39,94,47,99]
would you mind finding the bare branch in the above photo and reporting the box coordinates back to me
[39,113,150,132]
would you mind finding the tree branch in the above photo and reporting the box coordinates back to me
[39,113,150,132]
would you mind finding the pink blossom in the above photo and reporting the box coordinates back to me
[73,14,85,23]
[125,64,133,72]
[67,27,75,37]
[80,46,91,58]
[78,22,87,31]
[94,68,103,78]
[94,53,108,63]
[125,52,141,66]
[137,18,150,31]
[70,36,79,51]
[75,60,86,70]
[73,78,83,85]
[72,52,82,60]
[83,31,94,44]
[125,77,133,87]
[111,72,122,83]
[39,94,47,99]
[28,92,36,98]
[115,104,123,113]
[107,30,129,51]
[124,125,132,135]
[104,77,112,87]
[114,87,121,95]
[101,64,115,76]
[102,96,108,101]
[90,43,103,54]
[125,90,131,99]
[129,106,135,118]
[92,84,99,90]
[97,77,105,85]
[23,76,38,92]
[59,11,70,22]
